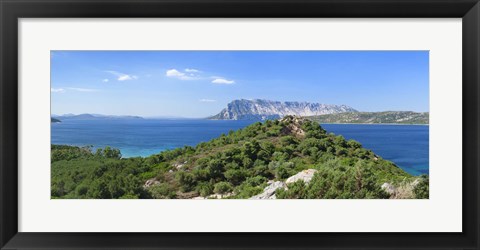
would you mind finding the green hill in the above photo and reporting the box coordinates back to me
[51,116,428,199]
[309,111,429,124]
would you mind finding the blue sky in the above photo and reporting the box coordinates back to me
[51,51,429,118]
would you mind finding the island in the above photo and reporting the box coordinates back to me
[208,99,429,125]
[209,99,357,120]
[51,117,61,123]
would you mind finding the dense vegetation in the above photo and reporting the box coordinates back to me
[51,116,428,199]
[309,111,429,124]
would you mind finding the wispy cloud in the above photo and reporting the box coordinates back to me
[185,68,200,73]
[102,79,109,83]
[212,78,235,85]
[105,71,138,81]
[166,68,234,84]
[67,87,99,92]
[166,69,198,80]
[51,88,65,93]
[51,87,99,93]
[199,99,216,102]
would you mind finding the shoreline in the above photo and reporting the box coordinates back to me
[51,142,430,176]
[319,122,429,126]
[207,118,429,125]
[52,116,429,126]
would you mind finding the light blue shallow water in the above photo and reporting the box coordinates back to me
[51,119,429,175]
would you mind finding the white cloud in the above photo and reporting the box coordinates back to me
[166,69,196,80]
[212,78,235,85]
[102,79,109,83]
[67,87,98,92]
[185,68,200,73]
[166,69,184,77]
[105,71,138,81]
[199,99,216,102]
[51,88,65,93]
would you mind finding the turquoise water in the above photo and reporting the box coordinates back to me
[51,119,428,175]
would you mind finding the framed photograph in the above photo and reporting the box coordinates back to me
[1,0,479,249]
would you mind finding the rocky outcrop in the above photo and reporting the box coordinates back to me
[143,178,160,188]
[280,116,306,137]
[249,169,319,199]
[173,161,187,170]
[381,183,397,195]
[190,193,233,200]
[209,99,357,120]
[208,193,233,199]
[286,169,318,184]
[191,196,205,200]
[382,179,422,199]
[250,181,286,199]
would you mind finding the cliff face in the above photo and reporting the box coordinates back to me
[210,99,357,120]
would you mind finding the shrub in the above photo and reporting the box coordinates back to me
[276,180,306,199]
[214,182,233,194]
[224,168,248,185]
[196,182,214,197]
[150,183,176,199]
[413,174,429,199]
[275,165,291,179]
[176,171,196,192]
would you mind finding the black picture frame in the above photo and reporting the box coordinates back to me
[1,0,479,249]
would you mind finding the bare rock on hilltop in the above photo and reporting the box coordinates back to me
[285,169,318,185]
[250,181,286,199]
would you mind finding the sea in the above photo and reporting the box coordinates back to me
[51,119,429,176]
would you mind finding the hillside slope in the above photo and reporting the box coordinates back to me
[51,116,428,199]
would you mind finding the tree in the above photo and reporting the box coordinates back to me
[96,146,122,159]
[176,171,196,192]
[224,168,248,185]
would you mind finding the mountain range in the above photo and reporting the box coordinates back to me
[209,99,357,120]
[52,99,428,124]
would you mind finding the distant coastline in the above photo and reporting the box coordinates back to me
[51,115,428,125]
[319,123,429,126]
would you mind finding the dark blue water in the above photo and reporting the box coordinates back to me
[51,120,428,175]
[322,124,428,175]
